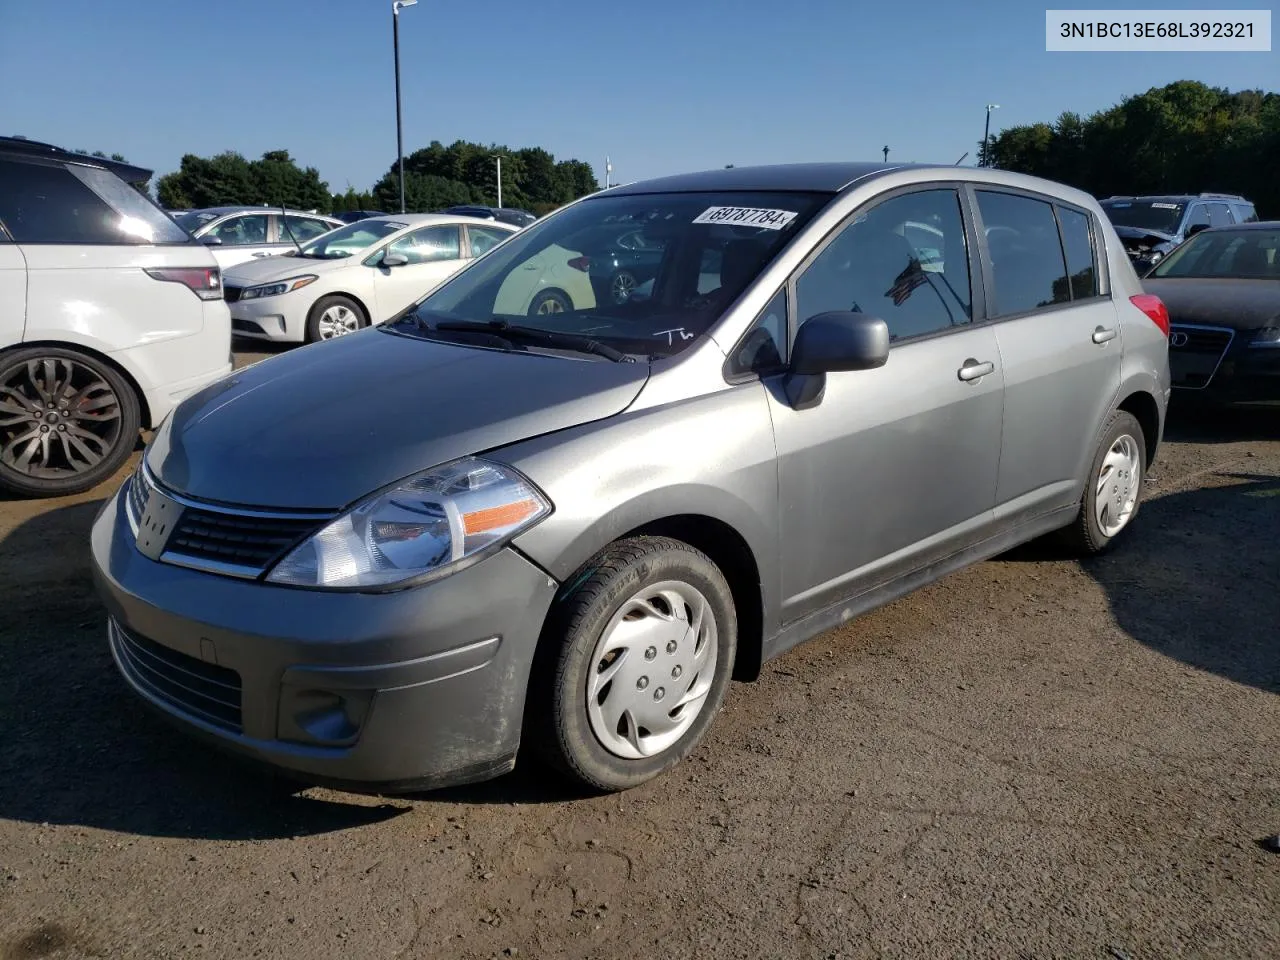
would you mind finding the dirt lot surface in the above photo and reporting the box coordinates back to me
[1,346,1277,959]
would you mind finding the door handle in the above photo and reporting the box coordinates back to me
[957,359,995,382]
[1092,325,1117,344]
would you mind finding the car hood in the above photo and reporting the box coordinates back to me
[147,329,650,509]
[1112,226,1177,254]
[223,254,351,285]
[1142,277,1280,331]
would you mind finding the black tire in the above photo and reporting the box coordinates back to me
[528,536,738,793]
[1060,410,1146,556]
[305,294,367,344]
[0,346,141,498]
[527,288,572,317]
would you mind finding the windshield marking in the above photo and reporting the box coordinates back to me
[692,206,798,230]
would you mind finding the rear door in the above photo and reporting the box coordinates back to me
[368,224,464,318]
[0,236,26,347]
[973,188,1121,525]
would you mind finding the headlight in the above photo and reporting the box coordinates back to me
[240,275,317,300]
[1249,326,1280,348]
[1147,251,1163,264]
[266,458,551,590]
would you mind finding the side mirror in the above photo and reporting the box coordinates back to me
[382,252,409,267]
[785,311,890,410]
[201,235,223,246]
[1186,223,1210,237]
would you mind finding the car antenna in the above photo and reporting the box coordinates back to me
[279,202,300,252]
[954,152,968,166]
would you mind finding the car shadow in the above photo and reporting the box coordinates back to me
[1002,472,1280,696]
[1162,401,1279,445]
[0,499,409,839]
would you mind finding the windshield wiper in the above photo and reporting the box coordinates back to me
[434,320,635,362]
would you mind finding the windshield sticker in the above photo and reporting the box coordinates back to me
[1110,202,1132,208]
[653,327,696,345]
[1150,203,1180,209]
[693,206,798,230]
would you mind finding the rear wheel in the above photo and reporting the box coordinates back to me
[609,270,637,304]
[0,347,141,498]
[528,289,571,317]
[529,536,737,792]
[1060,410,1146,555]
[305,294,367,343]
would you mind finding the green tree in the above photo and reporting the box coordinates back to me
[155,150,330,210]
[987,81,1279,218]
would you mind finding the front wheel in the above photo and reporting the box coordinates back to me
[529,536,737,792]
[305,294,367,343]
[0,347,141,498]
[1060,410,1146,555]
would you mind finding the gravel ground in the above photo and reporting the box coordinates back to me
[0,346,1276,959]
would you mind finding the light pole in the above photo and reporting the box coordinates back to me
[983,104,1000,167]
[882,145,889,162]
[493,154,508,209]
[604,156,612,190]
[392,0,417,213]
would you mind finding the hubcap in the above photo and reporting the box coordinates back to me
[317,304,360,339]
[610,271,636,304]
[0,357,122,479]
[586,580,718,760]
[1095,433,1141,537]
[535,296,565,315]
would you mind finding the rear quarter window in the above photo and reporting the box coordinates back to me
[1056,207,1099,299]
[0,159,190,245]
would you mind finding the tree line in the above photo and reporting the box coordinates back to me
[984,80,1279,218]
[150,140,599,215]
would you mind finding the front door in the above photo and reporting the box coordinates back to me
[369,224,465,319]
[0,243,26,345]
[766,186,1005,623]
[971,189,1122,522]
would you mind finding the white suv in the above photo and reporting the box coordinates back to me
[0,137,232,497]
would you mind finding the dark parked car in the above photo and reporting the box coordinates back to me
[1100,193,1258,273]
[442,205,537,228]
[568,224,668,303]
[1142,221,1280,403]
[336,210,383,223]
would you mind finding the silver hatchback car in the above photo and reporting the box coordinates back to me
[92,163,1171,793]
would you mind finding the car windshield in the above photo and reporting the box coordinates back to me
[1149,228,1280,279]
[174,210,220,232]
[294,219,405,259]
[1101,200,1185,234]
[388,190,831,359]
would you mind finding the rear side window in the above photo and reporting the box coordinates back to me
[1235,203,1259,223]
[976,191,1070,316]
[1056,207,1099,299]
[0,159,190,245]
[206,214,268,246]
[468,225,511,257]
[1185,205,1211,230]
[282,216,333,243]
[1207,203,1233,227]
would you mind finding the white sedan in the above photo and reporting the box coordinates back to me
[222,214,519,343]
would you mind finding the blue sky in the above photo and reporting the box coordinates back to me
[1,0,1275,194]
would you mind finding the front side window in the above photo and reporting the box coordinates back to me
[395,190,830,358]
[1184,204,1211,230]
[795,188,972,341]
[1057,206,1099,299]
[206,214,268,246]
[282,216,334,243]
[0,159,190,244]
[976,191,1070,316]
[386,225,461,264]
[296,219,405,259]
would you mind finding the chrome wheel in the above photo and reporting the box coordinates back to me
[0,356,123,480]
[610,270,637,304]
[535,296,566,316]
[1094,433,1141,537]
[586,580,719,760]
[317,304,360,339]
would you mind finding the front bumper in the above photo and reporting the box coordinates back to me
[228,293,310,343]
[91,485,560,792]
[1170,324,1280,404]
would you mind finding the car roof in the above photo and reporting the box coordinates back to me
[362,213,519,228]
[602,162,928,195]
[1101,194,1251,204]
[183,206,341,218]
[0,135,153,184]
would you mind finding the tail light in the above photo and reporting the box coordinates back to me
[145,267,223,301]
[1130,294,1169,337]
[567,256,591,272]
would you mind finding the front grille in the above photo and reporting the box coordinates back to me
[111,620,243,732]
[166,508,319,571]
[223,285,242,303]
[1170,324,1234,389]
[126,465,149,529]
